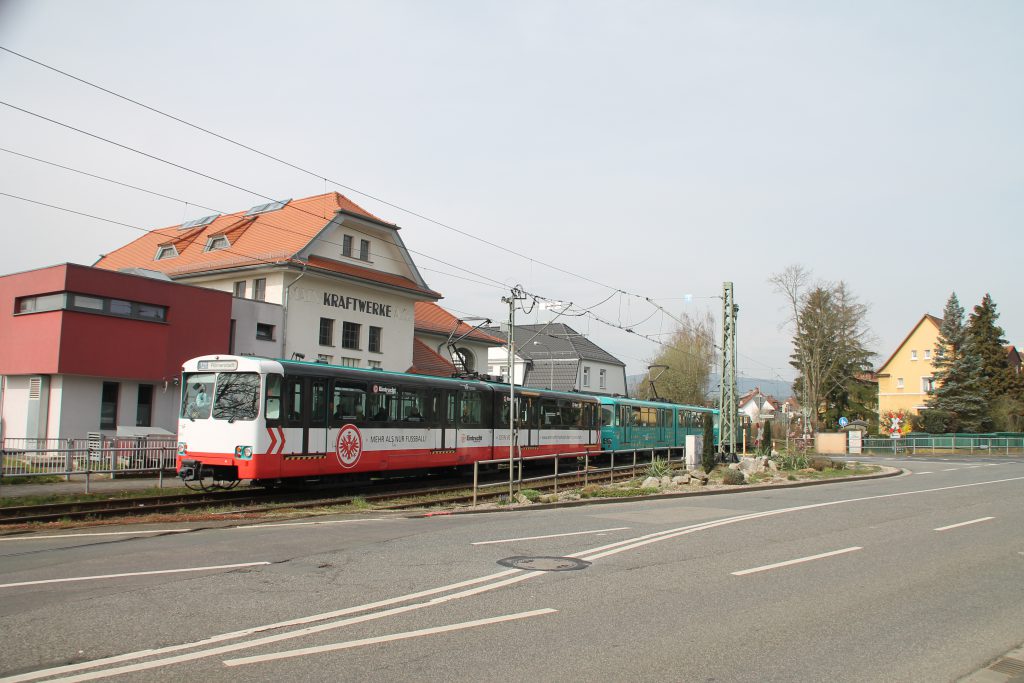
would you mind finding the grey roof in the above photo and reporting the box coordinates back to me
[483,323,625,392]
[483,323,626,366]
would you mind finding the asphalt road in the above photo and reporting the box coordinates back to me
[1,455,1022,682]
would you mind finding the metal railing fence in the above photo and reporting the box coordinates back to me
[1,436,178,493]
[471,446,693,506]
[861,434,1024,455]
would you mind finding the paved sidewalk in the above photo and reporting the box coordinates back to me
[0,474,191,499]
[960,643,1024,682]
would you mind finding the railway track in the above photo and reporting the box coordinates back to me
[0,463,650,525]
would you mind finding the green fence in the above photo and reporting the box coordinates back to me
[861,432,1024,455]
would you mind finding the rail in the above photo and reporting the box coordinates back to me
[1,436,178,493]
[471,446,689,507]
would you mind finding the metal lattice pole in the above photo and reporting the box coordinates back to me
[718,282,738,456]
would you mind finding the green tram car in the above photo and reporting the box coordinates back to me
[597,396,718,457]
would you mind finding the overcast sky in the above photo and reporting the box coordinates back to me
[1,1,1021,385]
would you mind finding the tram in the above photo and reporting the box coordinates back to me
[176,355,601,485]
[597,396,717,456]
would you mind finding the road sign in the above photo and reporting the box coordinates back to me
[838,417,849,428]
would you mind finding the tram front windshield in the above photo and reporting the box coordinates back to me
[181,372,261,421]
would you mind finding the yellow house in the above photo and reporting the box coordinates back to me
[877,314,942,417]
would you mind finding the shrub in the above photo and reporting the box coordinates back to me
[520,489,542,502]
[831,460,847,470]
[808,456,833,471]
[922,409,958,434]
[646,457,672,479]
[721,468,746,485]
[580,484,602,498]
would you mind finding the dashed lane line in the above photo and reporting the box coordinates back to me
[934,517,995,532]
[731,547,862,576]
[0,562,271,589]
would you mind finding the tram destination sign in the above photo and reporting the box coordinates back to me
[323,293,392,317]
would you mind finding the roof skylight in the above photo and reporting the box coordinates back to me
[245,199,291,216]
[180,214,220,230]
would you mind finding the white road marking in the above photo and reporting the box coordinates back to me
[964,465,983,469]
[223,608,557,666]
[11,473,1024,683]
[237,519,388,529]
[941,468,960,472]
[0,562,270,589]
[471,527,630,545]
[934,517,995,532]
[0,530,189,542]
[915,472,933,475]
[731,547,862,576]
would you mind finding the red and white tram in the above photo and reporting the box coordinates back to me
[177,355,601,485]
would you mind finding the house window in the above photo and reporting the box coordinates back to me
[924,349,931,360]
[897,377,904,389]
[340,357,360,367]
[205,235,230,252]
[253,278,266,301]
[101,381,119,430]
[155,245,178,260]
[368,326,382,353]
[582,366,591,387]
[599,369,607,389]
[342,235,353,257]
[319,318,334,346]
[136,384,153,427]
[317,354,333,364]
[256,323,275,341]
[233,281,247,298]
[359,239,370,261]
[911,350,918,361]
[16,293,65,313]
[342,322,361,350]
[368,360,382,369]
[922,376,935,393]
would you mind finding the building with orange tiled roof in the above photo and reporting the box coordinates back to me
[95,192,442,372]
[411,302,505,377]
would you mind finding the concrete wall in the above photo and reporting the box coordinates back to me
[815,432,848,455]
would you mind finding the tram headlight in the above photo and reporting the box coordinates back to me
[234,445,253,460]
[177,442,187,456]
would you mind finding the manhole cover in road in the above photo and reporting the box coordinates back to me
[497,556,591,572]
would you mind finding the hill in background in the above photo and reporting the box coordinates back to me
[627,372,793,402]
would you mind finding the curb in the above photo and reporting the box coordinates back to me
[408,466,904,518]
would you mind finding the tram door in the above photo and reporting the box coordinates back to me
[431,389,455,451]
[620,405,632,445]
[307,379,328,459]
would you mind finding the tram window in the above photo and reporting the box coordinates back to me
[496,396,511,428]
[310,380,327,426]
[459,392,483,426]
[265,374,282,421]
[540,399,560,427]
[400,389,427,422]
[659,409,670,428]
[368,386,397,422]
[446,393,457,423]
[562,401,582,428]
[181,373,215,420]
[213,372,261,421]
[331,382,366,423]
[630,406,642,426]
[602,407,615,428]
[286,380,304,423]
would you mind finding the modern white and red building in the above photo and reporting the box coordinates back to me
[0,263,232,440]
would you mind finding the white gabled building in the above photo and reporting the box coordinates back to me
[484,323,627,396]
[95,193,442,372]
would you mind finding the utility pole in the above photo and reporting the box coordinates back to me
[718,282,738,457]
[502,286,526,500]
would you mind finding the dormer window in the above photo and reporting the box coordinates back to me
[205,235,230,252]
[155,245,178,260]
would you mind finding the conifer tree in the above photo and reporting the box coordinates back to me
[966,294,1010,397]
[928,293,989,432]
[701,413,715,473]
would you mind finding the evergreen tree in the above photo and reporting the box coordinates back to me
[928,293,988,431]
[701,413,715,473]
[966,294,1010,397]
[762,420,774,454]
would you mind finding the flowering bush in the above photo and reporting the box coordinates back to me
[880,409,913,436]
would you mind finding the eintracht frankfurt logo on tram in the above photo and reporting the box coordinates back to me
[335,424,363,468]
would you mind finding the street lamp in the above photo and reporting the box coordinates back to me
[532,341,553,390]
